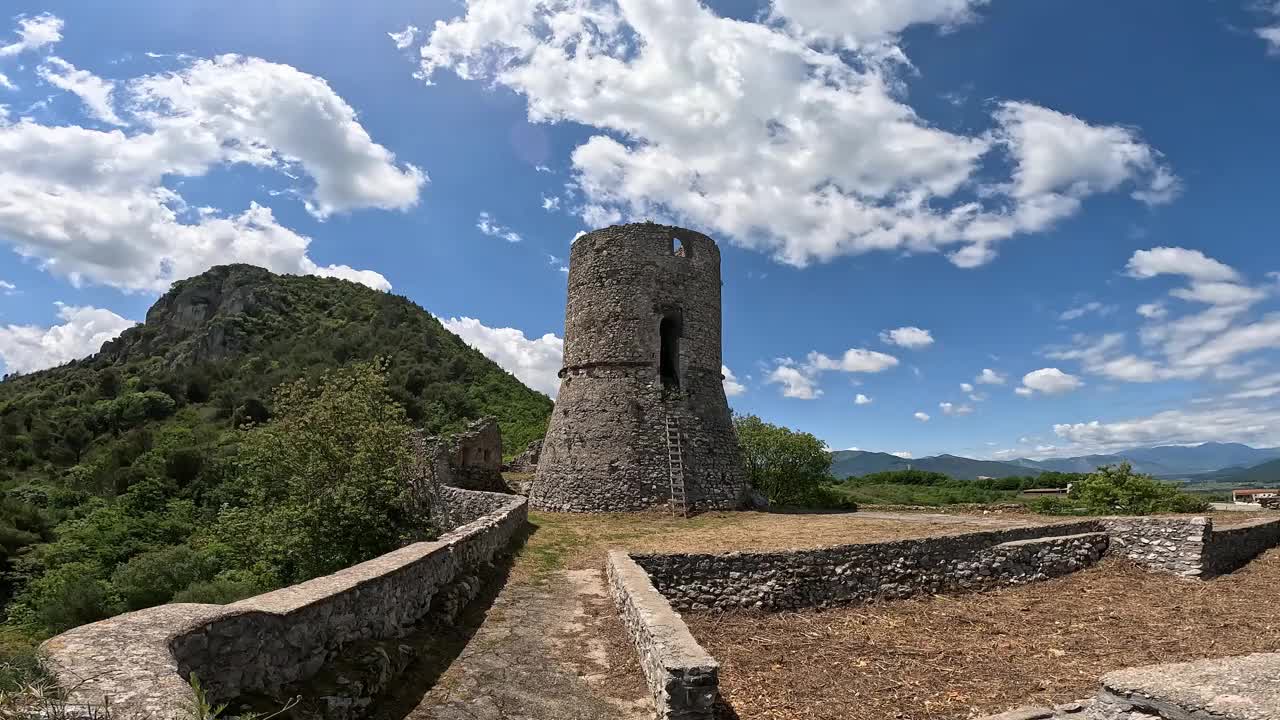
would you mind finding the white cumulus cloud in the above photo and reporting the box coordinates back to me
[767,363,823,400]
[1019,367,1083,395]
[409,0,1173,271]
[855,393,873,405]
[880,326,934,349]
[0,13,63,58]
[0,302,135,374]
[0,41,423,293]
[37,57,124,125]
[975,368,1006,385]
[913,411,931,422]
[722,365,745,397]
[940,401,974,416]
[439,316,563,397]
[476,212,523,243]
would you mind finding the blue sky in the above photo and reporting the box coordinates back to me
[2,0,1280,461]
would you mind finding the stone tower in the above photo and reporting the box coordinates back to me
[530,223,750,513]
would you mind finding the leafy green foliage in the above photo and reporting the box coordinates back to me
[833,468,1084,507]
[734,414,837,506]
[206,362,423,586]
[0,265,553,639]
[1062,462,1210,515]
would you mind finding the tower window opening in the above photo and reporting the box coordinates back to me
[672,237,689,258]
[660,313,682,388]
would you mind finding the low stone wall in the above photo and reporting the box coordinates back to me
[42,488,528,720]
[1203,516,1280,577]
[633,522,1107,612]
[606,552,719,720]
[1097,517,1209,577]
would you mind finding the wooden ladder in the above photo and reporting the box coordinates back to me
[665,416,688,518]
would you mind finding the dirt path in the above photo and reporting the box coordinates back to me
[401,567,650,720]
[390,509,1071,720]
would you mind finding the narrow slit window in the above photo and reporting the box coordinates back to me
[672,237,689,257]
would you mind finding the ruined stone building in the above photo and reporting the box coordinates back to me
[530,223,750,513]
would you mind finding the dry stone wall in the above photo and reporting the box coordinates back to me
[42,488,527,720]
[1097,517,1209,577]
[607,552,719,720]
[633,522,1108,612]
[1203,516,1280,577]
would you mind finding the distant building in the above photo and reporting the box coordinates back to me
[1232,488,1279,505]
[1021,487,1070,497]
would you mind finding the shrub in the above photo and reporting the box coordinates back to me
[208,362,420,586]
[13,561,114,634]
[172,573,266,605]
[110,545,216,612]
[1071,462,1209,515]
[734,414,834,506]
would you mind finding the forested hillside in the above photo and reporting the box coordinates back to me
[0,265,552,644]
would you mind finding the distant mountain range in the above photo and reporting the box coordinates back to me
[831,442,1280,483]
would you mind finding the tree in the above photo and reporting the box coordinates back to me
[734,414,833,505]
[208,361,422,586]
[1070,462,1209,515]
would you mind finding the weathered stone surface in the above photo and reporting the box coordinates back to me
[1097,517,1208,578]
[531,224,750,513]
[1203,517,1280,577]
[408,420,507,496]
[1095,653,1280,720]
[504,438,542,474]
[607,552,718,720]
[633,522,1108,612]
[42,487,528,720]
[446,417,506,492]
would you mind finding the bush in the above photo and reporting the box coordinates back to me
[734,415,835,506]
[1070,462,1209,515]
[13,561,114,634]
[208,362,421,586]
[110,545,216,612]
[172,571,265,605]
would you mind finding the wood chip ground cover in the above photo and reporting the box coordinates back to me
[685,550,1280,720]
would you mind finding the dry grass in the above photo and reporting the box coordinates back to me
[518,510,1059,578]
[686,550,1280,720]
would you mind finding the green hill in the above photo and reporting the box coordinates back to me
[1206,458,1280,487]
[830,450,1036,480]
[0,265,552,635]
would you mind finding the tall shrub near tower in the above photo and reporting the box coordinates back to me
[530,223,750,513]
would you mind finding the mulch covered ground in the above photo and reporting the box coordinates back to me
[685,549,1280,720]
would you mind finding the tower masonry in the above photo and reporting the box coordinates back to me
[530,223,751,513]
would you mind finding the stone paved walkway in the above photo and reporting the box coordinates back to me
[398,568,651,720]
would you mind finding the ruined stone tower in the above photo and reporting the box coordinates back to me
[530,223,750,513]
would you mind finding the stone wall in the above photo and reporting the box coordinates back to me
[633,521,1107,612]
[1203,516,1280,576]
[532,223,750,513]
[42,488,528,720]
[606,552,719,720]
[446,417,506,492]
[1096,517,1209,578]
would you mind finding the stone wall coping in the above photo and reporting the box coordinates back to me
[1213,516,1280,533]
[228,492,523,617]
[42,489,527,718]
[607,551,717,672]
[630,519,1102,562]
[994,531,1108,550]
[1100,652,1280,720]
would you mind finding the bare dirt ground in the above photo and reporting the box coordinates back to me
[686,549,1280,720]
[395,509,1070,720]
